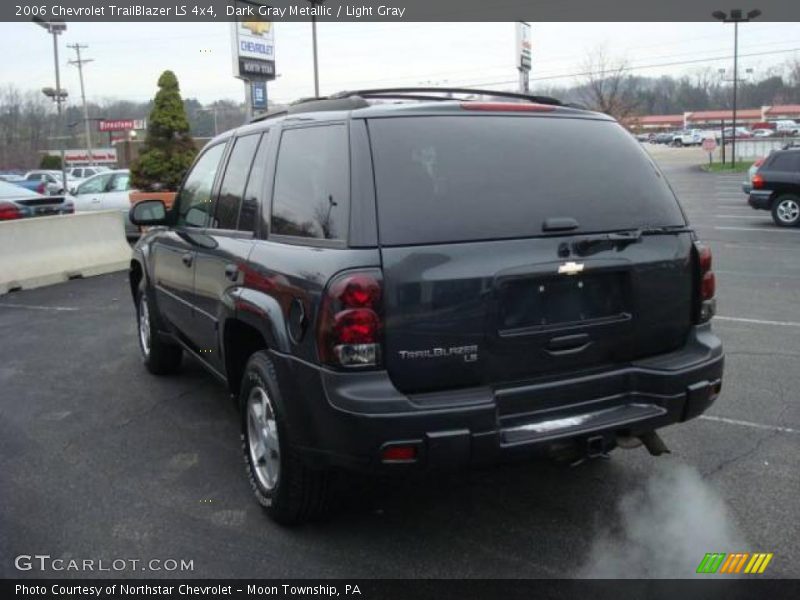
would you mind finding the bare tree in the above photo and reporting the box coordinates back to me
[0,85,57,169]
[577,47,640,121]
[784,56,800,102]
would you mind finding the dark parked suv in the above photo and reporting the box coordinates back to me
[747,148,800,227]
[129,88,724,524]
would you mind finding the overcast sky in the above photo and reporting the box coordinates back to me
[1,21,798,106]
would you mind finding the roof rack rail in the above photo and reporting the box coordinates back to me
[249,87,565,124]
[329,87,563,106]
[250,95,369,123]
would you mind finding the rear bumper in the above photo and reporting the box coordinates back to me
[748,190,773,210]
[271,324,723,471]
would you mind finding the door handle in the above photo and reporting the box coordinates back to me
[224,263,239,281]
[181,253,193,267]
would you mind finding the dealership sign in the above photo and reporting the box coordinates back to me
[516,21,531,71]
[252,81,268,110]
[98,119,146,132]
[230,9,275,81]
[48,148,118,165]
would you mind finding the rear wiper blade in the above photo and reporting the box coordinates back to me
[573,230,641,255]
[606,229,643,241]
[573,226,693,256]
[638,225,694,235]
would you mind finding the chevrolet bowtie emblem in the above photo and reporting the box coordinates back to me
[242,21,271,36]
[558,261,585,275]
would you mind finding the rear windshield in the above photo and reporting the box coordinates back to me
[368,116,685,245]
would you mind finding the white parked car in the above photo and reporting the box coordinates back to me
[752,128,775,138]
[69,169,139,238]
[671,129,707,146]
[67,165,110,180]
[45,175,82,196]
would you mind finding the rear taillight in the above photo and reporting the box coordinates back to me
[694,242,716,323]
[0,201,23,220]
[752,173,764,189]
[317,270,383,368]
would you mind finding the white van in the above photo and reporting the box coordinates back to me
[771,120,800,134]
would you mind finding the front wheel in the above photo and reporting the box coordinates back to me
[241,351,331,525]
[136,283,182,374]
[771,195,800,227]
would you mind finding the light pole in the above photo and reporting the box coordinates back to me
[34,18,68,192]
[712,8,761,169]
[307,0,326,97]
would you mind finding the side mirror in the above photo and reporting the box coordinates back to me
[68,187,77,195]
[130,199,167,226]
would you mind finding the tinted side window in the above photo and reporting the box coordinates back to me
[176,143,226,228]
[769,153,800,171]
[214,134,261,230]
[271,125,348,240]
[240,132,270,233]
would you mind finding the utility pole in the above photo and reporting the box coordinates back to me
[67,43,94,166]
[732,20,738,168]
[198,106,220,136]
[244,80,252,121]
[311,16,319,96]
[307,0,326,97]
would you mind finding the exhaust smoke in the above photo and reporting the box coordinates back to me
[579,463,745,578]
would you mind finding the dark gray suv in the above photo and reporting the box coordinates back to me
[129,88,723,524]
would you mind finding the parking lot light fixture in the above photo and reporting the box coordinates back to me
[34,17,68,192]
[712,8,762,169]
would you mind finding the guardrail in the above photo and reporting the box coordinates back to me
[0,210,132,295]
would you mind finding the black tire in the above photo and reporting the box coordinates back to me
[135,282,182,374]
[771,195,800,228]
[240,351,331,525]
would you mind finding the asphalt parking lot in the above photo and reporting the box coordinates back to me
[1,145,798,579]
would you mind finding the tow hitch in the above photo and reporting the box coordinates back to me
[569,435,611,467]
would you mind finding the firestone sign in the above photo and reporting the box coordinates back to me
[516,21,531,71]
[99,119,146,132]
